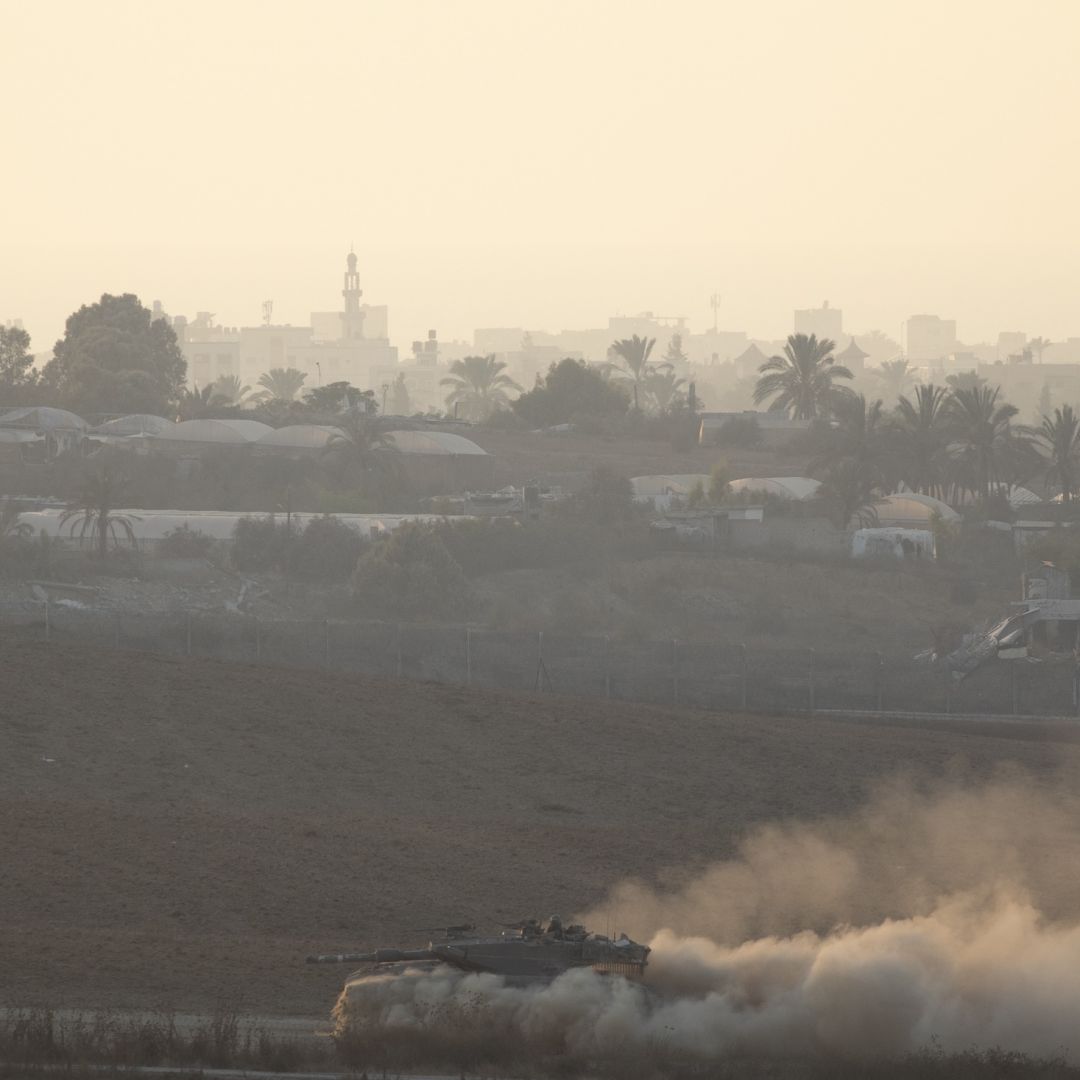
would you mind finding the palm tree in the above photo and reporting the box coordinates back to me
[177,384,217,420]
[609,335,660,410]
[895,384,952,497]
[947,385,1029,503]
[320,413,399,496]
[1030,336,1052,364]
[810,394,892,523]
[440,355,522,421]
[1037,405,1080,503]
[60,467,139,561]
[643,368,687,412]
[256,367,307,402]
[753,333,853,420]
[873,358,916,401]
[211,374,256,407]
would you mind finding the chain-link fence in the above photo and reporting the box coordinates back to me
[4,600,1079,720]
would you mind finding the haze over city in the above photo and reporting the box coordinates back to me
[5,0,1080,348]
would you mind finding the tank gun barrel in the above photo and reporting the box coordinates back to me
[306,947,437,965]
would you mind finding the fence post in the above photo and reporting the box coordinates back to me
[808,649,816,713]
[43,599,50,642]
[465,628,472,686]
[876,652,884,712]
[324,619,331,668]
[255,616,262,662]
[604,635,611,700]
[944,667,951,715]
[672,638,680,705]
[396,624,403,678]
[740,643,748,710]
[1011,660,1018,716]
[186,613,192,657]
[114,614,121,648]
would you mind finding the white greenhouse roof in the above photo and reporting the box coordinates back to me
[18,509,462,544]
[91,414,174,436]
[385,430,488,456]
[153,419,273,444]
[0,406,87,430]
[728,476,821,501]
[255,424,346,449]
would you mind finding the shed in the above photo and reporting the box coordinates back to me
[631,474,711,510]
[148,419,273,457]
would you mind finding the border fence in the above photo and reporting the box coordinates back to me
[2,600,1079,721]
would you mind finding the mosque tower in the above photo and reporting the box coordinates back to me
[342,249,365,339]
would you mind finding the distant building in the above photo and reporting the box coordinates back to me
[835,336,869,377]
[177,251,397,392]
[997,331,1028,362]
[905,314,958,362]
[794,301,842,342]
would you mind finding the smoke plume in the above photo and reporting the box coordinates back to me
[338,773,1080,1067]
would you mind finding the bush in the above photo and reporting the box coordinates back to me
[232,516,297,573]
[712,414,763,448]
[158,525,214,559]
[352,523,472,618]
[287,515,366,581]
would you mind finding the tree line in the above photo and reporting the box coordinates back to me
[753,332,1080,518]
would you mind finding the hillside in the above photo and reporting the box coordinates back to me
[2,640,1078,1017]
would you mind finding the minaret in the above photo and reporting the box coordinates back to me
[342,249,365,340]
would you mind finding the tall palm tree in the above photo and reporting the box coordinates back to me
[643,367,687,412]
[753,333,853,420]
[320,413,398,495]
[947,385,1028,502]
[256,367,307,402]
[895,384,952,497]
[211,374,257,407]
[873,358,916,401]
[177,384,217,420]
[810,394,892,522]
[60,466,139,561]
[609,335,659,410]
[440,355,522,421]
[1038,405,1080,503]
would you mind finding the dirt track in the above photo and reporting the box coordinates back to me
[3,639,1079,1017]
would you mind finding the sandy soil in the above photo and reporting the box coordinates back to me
[2,639,1078,1019]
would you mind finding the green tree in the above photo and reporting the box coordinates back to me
[643,367,687,412]
[0,325,37,396]
[60,466,139,561]
[321,414,398,498]
[810,393,891,523]
[440,355,522,421]
[256,367,307,402]
[177,383,217,420]
[41,294,185,415]
[1037,405,1080,504]
[895,384,952,497]
[753,333,852,419]
[304,381,376,415]
[512,358,629,428]
[945,371,987,394]
[663,332,688,367]
[609,335,658,411]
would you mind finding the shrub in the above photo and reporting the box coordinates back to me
[512,359,629,428]
[232,516,297,572]
[287,515,366,581]
[352,523,472,618]
[712,414,763,448]
[158,524,214,559]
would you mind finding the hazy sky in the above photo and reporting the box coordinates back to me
[4,0,1079,351]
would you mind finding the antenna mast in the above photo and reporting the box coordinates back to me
[709,291,721,333]
[262,300,273,326]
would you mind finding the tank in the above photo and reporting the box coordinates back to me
[307,916,651,990]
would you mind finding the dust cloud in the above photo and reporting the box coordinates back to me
[339,774,1080,1063]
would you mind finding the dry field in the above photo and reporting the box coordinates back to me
[2,639,1078,1019]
